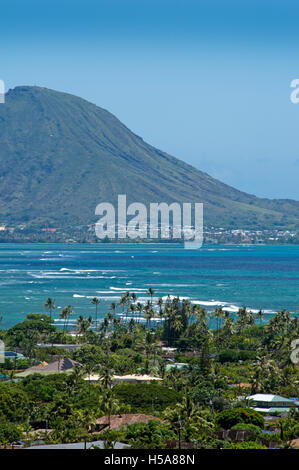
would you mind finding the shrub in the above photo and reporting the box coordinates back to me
[0,422,22,446]
[231,423,263,437]
[224,440,267,449]
[217,350,256,363]
[22,373,70,402]
[124,420,175,449]
[0,383,29,423]
[215,408,264,430]
[6,318,56,347]
[113,383,181,413]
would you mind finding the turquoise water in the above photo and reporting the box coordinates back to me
[0,243,298,329]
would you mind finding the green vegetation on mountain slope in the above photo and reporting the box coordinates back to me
[0,86,298,230]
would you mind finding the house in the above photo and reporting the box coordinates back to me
[84,373,162,385]
[37,343,81,351]
[290,439,299,449]
[161,347,177,359]
[67,330,83,338]
[26,440,128,449]
[3,351,25,360]
[246,393,299,413]
[91,413,161,433]
[229,382,251,389]
[216,429,277,449]
[112,374,162,385]
[15,357,81,378]
[165,362,189,372]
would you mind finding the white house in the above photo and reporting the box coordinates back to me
[246,394,299,413]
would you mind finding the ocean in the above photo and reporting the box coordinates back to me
[0,243,298,329]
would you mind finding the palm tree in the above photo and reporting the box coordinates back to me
[106,311,114,326]
[144,301,154,329]
[75,409,96,448]
[148,288,155,306]
[125,291,131,322]
[136,302,143,324]
[60,305,73,333]
[110,302,117,329]
[84,362,96,396]
[101,317,109,335]
[20,338,37,358]
[110,302,117,315]
[144,330,155,359]
[44,297,56,319]
[113,317,121,329]
[157,298,164,322]
[158,359,166,379]
[173,316,183,336]
[118,294,126,314]
[98,365,113,390]
[69,364,85,393]
[60,308,68,333]
[256,309,264,325]
[91,297,100,330]
[162,396,214,444]
[164,306,174,346]
[129,303,136,321]
[193,305,207,324]
[222,316,235,344]
[119,292,131,324]
[77,315,92,342]
[236,306,248,332]
[213,306,223,332]
[246,310,255,328]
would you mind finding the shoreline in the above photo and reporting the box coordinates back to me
[0,243,298,330]
[1,298,297,332]
[1,241,299,247]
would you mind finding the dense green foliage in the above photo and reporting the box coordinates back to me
[124,420,176,449]
[0,383,29,422]
[0,422,22,446]
[0,292,298,449]
[215,408,265,429]
[216,350,256,363]
[231,422,263,436]
[113,383,181,413]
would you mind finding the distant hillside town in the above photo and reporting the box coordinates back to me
[0,222,298,245]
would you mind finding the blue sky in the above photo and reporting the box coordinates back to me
[1,0,299,199]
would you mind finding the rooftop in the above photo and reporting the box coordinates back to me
[113,374,162,381]
[94,413,161,430]
[84,373,162,383]
[16,358,81,378]
[247,394,299,404]
[37,343,80,350]
[26,440,128,450]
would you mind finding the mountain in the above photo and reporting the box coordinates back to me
[0,85,298,232]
